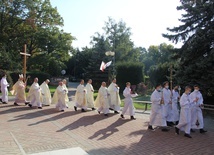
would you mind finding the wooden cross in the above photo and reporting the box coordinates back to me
[20,44,31,80]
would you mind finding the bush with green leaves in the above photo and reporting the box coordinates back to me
[116,62,144,92]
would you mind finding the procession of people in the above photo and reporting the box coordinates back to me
[0,74,207,139]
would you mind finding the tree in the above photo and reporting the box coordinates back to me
[163,0,214,99]
[0,0,74,76]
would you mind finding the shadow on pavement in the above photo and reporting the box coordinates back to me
[89,118,131,140]
[57,113,115,132]
[87,128,214,155]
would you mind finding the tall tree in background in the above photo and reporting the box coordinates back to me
[0,0,74,75]
[163,0,214,99]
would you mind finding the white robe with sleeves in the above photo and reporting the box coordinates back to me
[85,83,95,108]
[107,82,121,111]
[28,82,42,107]
[1,77,9,103]
[40,82,51,106]
[95,86,109,114]
[149,90,166,127]
[74,84,87,109]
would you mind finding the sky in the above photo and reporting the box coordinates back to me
[50,0,184,50]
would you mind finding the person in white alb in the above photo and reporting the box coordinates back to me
[85,79,96,110]
[171,85,180,125]
[95,82,109,116]
[52,82,68,112]
[120,82,137,120]
[74,79,87,112]
[175,86,196,138]
[40,79,51,106]
[62,79,69,108]
[108,78,121,114]
[0,73,9,104]
[162,81,173,127]
[190,85,207,133]
[27,78,42,109]
[148,84,169,132]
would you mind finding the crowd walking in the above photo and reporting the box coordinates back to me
[0,74,207,139]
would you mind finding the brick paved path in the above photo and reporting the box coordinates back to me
[0,82,213,155]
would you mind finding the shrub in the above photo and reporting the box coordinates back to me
[116,62,144,92]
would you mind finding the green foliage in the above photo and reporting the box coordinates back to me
[116,62,144,91]
[163,0,214,100]
[10,71,50,85]
[0,0,74,75]
[148,63,172,87]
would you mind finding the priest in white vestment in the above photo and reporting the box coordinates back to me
[12,74,29,106]
[1,74,9,104]
[40,79,51,106]
[27,78,42,109]
[95,82,109,116]
[148,84,169,132]
[107,78,121,114]
[121,82,137,120]
[171,85,180,125]
[190,85,207,133]
[52,82,67,112]
[175,86,195,138]
[85,79,95,110]
[162,81,173,126]
[62,79,69,108]
[74,79,87,112]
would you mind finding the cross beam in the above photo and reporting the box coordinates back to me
[20,44,31,80]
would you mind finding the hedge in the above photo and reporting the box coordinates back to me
[116,62,144,92]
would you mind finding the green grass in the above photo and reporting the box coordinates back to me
[49,85,57,94]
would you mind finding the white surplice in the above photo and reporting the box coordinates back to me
[85,83,95,108]
[107,82,121,111]
[52,85,67,111]
[149,90,167,127]
[74,84,87,109]
[40,82,51,106]
[95,86,109,114]
[28,82,42,107]
[1,77,9,102]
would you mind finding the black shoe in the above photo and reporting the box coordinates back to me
[28,104,32,108]
[161,128,169,132]
[38,107,42,109]
[14,102,19,106]
[200,129,207,133]
[98,111,101,114]
[0,98,2,102]
[109,108,113,111]
[61,110,65,112]
[148,125,155,131]
[114,111,119,114]
[104,114,108,116]
[175,127,179,135]
[92,108,96,111]
[130,116,136,120]
[190,129,195,133]
[120,114,125,118]
[2,102,8,104]
[81,109,86,112]
[175,121,179,125]
[184,133,192,138]
[25,102,29,105]
[74,106,77,111]
[167,121,173,127]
